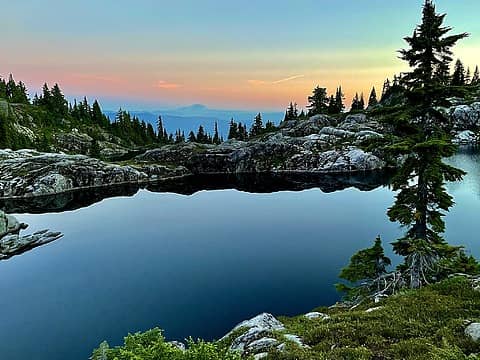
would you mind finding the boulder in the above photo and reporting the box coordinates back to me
[228,313,285,336]
[465,323,480,341]
[305,312,330,321]
[222,313,285,355]
[344,113,368,124]
[452,130,478,145]
[168,341,186,351]
[365,306,383,313]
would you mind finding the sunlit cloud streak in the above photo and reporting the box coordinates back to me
[248,75,305,86]
[155,80,182,89]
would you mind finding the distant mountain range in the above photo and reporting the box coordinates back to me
[104,104,285,136]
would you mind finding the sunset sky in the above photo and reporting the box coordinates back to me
[3,0,480,111]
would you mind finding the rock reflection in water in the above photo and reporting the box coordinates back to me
[0,171,393,214]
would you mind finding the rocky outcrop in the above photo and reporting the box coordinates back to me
[450,102,480,130]
[0,211,62,260]
[55,131,132,159]
[221,313,307,358]
[137,133,386,175]
[0,149,189,198]
[279,114,337,137]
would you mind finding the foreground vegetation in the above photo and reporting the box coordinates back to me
[92,277,480,360]
[275,277,480,360]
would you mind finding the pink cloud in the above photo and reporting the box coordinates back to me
[155,80,182,89]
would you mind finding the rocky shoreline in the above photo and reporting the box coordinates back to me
[0,210,62,260]
[1,103,479,199]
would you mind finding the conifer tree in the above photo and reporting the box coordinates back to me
[285,102,299,121]
[465,67,471,84]
[350,93,361,111]
[50,83,68,115]
[390,0,468,288]
[451,59,466,86]
[157,116,165,143]
[381,79,391,101]
[196,125,206,143]
[337,237,391,297]
[359,93,365,110]
[368,87,378,108]
[327,95,336,114]
[250,113,264,137]
[213,122,220,144]
[334,87,345,113]
[0,78,6,99]
[265,120,276,132]
[92,100,106,126]
[228,119,238,140]
[472,66,480,85]
[188,131,196,142]
[40,83,52,107]
[307,86,329,115]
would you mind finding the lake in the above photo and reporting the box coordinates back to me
[0,148,478,360]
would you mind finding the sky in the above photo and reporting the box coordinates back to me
[2,0,480,111]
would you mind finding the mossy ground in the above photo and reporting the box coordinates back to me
[272,277,480,359]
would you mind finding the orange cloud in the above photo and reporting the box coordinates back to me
[155,80,182,89]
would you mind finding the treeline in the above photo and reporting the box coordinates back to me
[227,113,276,141]
[283,58,480,120]
[0,74,283,150]
[0,74,29,104]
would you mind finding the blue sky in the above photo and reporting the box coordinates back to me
[2,0,479,110]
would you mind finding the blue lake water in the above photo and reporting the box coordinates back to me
[0,149,479,360]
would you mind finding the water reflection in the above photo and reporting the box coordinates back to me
[0,171,393,214]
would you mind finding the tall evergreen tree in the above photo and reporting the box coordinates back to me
[307,86,329,115]
[212,122,220,144]
[228,119,238,140]
[92,100,106,126]
[188,131,196,143]
[465,67,471,84]
[250,113,264,137]
[381,78,391,101]
[334,87,345,113]
[327,95,336,114]
[472,66,480,85]
[359,93,365,110]
[50,83,68,116]
[368,87,378,108]
[196,125,206,143]
[451,59,466,86]
[350,92,363,111]
[157,116,165,143]
[390,0,468,288]
[284,102,299,121]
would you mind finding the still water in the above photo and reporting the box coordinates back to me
[0,149,478,360]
